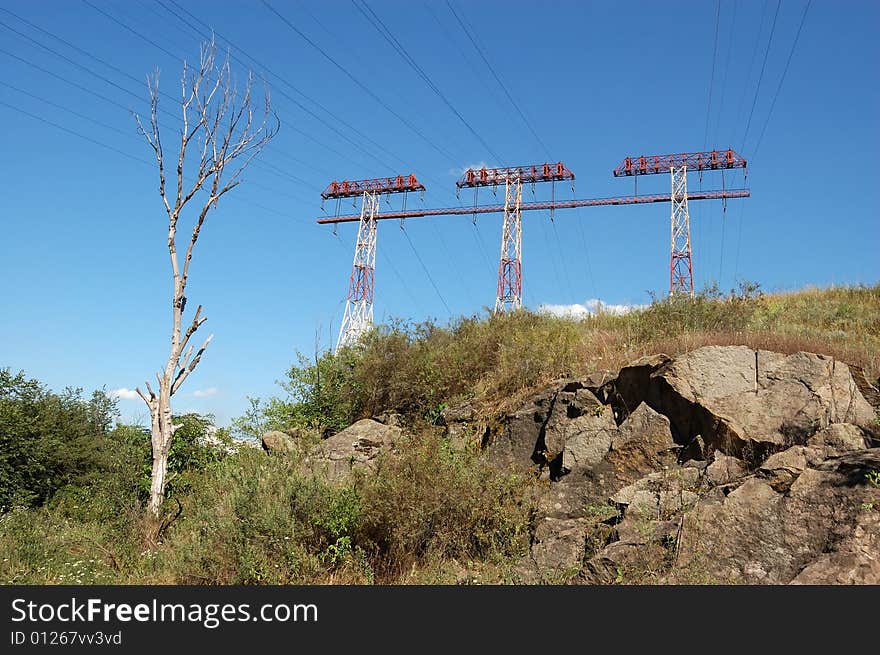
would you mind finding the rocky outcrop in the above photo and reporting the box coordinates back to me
[489,346,879,584]
[608,346,876,462]
[669,449,880,584]
[305,419,401,481]
[261,430,298,455]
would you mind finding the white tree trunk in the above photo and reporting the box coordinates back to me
[134,40,277,524]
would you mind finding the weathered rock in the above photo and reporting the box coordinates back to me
[529,517,588,574]
[559,410,617,475]
[849,364,880,411]
[607,354,672,423]
[583,538,671,584]
[616,517,680,546]
[706,454,748,486]
[790,511,880,584]
[807,423,868,453]
[372,411,403,427]
[758,445,824,492]
[604,403,679,485]
[261,430,298,455]
[611,467,700,520]
[487,387,557,469]
[670,450,880,584]
[306,418,401,480]
[610,346,876,463]
[438,402,475,425]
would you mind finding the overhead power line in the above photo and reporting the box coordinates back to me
[740,0,782,152]
[752,0,812,156]
[703,0,721,150]
[158,0,414,174]
[712,0,738,145]
[400,226,453,315]
[445,0,551,159]
[0,100,150,165]
[351,0,503,164]
[0,80,139,141]
[261,0,460,165]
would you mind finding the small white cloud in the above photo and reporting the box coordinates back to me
[538,299,646,318]
[449,161,489,177]
[193,387,219,398]
[110,387,139,400]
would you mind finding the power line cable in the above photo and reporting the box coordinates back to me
[0,100,151,165]
[159,0,470,216]
[740,0,782,152]
[0,79,139,141]
[352,0,503,163]
[87,0,399,175]
[732,0,770,134]
[715,0,739,286]
[733,0,782,285]
[261,0,460,165]
[400,226,453,315]
[159,0,414,173]
[445,0,551,157]
[712,0,739,145]
[703,0,721,150]
[752,0,812,157]
[1,17,320,193]
[0,19,149,104]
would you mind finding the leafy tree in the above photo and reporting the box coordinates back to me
[0,369,118,512]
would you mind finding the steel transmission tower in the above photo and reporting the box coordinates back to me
[456,163,575,313]
[612,149,747,296]
[315,153,749,321]
[337,190,380,351]
[321,174,426,352]
[496,178,523,312]
[669,165,694,296]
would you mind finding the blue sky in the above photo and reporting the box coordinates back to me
[1,0,877,426]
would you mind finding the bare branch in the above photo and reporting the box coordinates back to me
[171,333,213,396]
[134,37,277,520]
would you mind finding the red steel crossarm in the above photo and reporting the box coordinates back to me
[612,150,747,177]
[321,173,426,199]
[315,189,750,224]
[456,162,575,188]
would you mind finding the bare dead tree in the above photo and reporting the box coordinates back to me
[133,40,279,519]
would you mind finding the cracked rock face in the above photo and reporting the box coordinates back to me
[611,346,877,462]
[305,419,401,481]
[488,346,879,584]
[669,449,880,584]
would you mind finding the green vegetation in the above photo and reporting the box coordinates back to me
[243,282,880,434]
[1,283,878,584]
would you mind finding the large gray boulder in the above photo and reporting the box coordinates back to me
[670,448,880,584]
[306,419,401,481]
[487,374,621,472]
[610,346,876,462]
[261,430,298,455]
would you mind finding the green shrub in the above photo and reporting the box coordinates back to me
[357,433,533,578]
[0,370,118,512]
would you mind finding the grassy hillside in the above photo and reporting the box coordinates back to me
[238,282,880,437]
[2,282,878,585]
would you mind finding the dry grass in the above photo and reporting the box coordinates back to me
[320,283,879,424]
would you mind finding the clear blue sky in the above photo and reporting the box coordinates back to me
[1,0,877,426]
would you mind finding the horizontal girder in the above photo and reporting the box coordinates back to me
[316,188,750,224]
[613,150,747,177]
[321,173,425,199]
[456,162,575,188]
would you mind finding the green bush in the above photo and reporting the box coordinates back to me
[0,369,118,512]
[357,434,533,577]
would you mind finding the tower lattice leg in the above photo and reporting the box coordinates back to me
[669,165,694,297]
[336,191,379,351]
[495,178,523,313]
